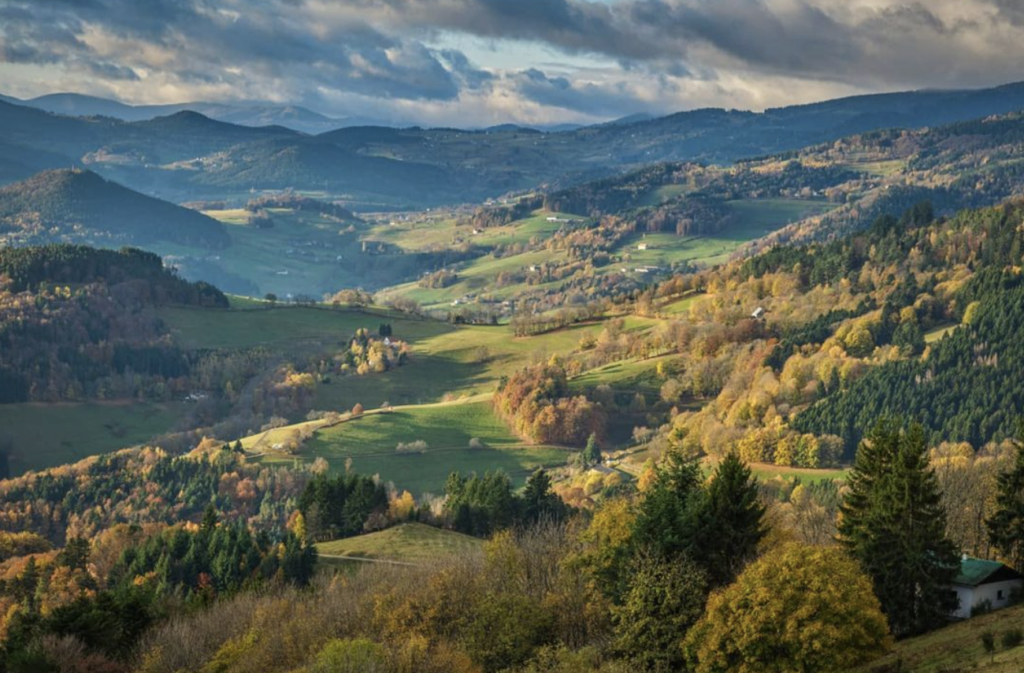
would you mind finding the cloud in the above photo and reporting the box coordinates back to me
[511,68,645,117]
[0,0,1023,126]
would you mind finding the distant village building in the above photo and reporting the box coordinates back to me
[950,557,1023,619]
[751,307,766,320]
[637,243,649,251]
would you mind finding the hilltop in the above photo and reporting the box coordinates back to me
[5,81,1024,208]
[0,169,230,248]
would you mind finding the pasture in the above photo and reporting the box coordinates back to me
[850,603,1024,673]
[255,398,574,495]
[0,401,186,476]
[316,523,483,564]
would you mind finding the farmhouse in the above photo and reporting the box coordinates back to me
[949,556,1023,619]
[751,306,766,320]
[637,243,648,251]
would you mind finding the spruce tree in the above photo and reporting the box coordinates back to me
[632,450,703,560]
[583,433,602,466]
[690,453,766,587]
[521,469,567,524]
[987,425,1024,571]
[839,418,959,637]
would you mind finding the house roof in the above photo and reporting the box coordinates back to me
[953,558,1024,587]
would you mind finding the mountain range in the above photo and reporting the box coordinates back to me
[4,80,1024,209]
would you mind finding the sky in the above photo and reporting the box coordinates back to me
[1,0,1023,127]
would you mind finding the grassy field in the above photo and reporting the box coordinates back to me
[925,322,960,343]
[747,462,848,484]
[569,354,677,397]
[850,604,1024,672]
[0,401,186,475]
[155,304,449,351]
[316,523,482,564]
[661,293,702,315]
[611,198,834,269]
[255,398,573,495]
[312,318,654,411]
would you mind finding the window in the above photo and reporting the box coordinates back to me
[998,589,1004,600]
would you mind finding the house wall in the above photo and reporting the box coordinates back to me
[952,586,974,619]
[972,580,1023,613]
[953,579,1023,618]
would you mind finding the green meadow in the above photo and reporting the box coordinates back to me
[0,401,186,475]
[316,523,483,564]
[254,398,573,495]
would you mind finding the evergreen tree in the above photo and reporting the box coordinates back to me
[632,451,703,560]
[613,552,709,671]
[987,424,1024,572]
[582,433,602,466]
[839,418,959,637]
[521,469,568,524]
[690,453,766,587]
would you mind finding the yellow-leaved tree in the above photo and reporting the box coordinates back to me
[683,543,891,673]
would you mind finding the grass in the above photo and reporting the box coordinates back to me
[254,398,573,495]
[925,322,960,343]
[610,199,834,270]
[662,293,702,315]
[0,401,186,475]
[569,355,677,396]
[155,304,448,351]
[312,318,644,411]
[747,462,849,484]
[316,523,482,564]
[849,603,1024,672]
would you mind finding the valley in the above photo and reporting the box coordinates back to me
[3,75,1024,673]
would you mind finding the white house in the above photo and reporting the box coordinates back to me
[950,556,1023,619]
[751,307,766,320]
[637,243,649,251]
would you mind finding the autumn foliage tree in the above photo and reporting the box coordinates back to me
[684,543,891,673]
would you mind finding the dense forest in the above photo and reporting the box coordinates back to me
[0,245,225,404]
[0,170,229,248]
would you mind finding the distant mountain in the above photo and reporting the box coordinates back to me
[4,81,1024,207]
[14,92,408,134]
[195,137,471,205]
[0,169,229,248]
[603,113,656,126]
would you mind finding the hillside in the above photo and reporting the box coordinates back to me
[316,523,483,564]
[851,604,1024,672]
[5,82,1024,209]
[0,169,229,248]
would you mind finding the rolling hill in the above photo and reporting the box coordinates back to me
[0,169,230,248]
[5,81,1024,208]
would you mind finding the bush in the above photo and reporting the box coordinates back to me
[311,638,388,673]
[982,630,996,657]
[396,440,429,454]
[1002,628,1023,649]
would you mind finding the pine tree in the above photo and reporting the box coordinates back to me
[839,418,959,637]
[690,453,766,587]
[632,450,703,559]
[582,432,602,466]
[987,424,1024,571]
[521,469,567,524]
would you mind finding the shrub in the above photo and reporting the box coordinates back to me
[396,440,429,454]
[982,631,996,659]
[1002,628,1023,649]
[311,638,388,673]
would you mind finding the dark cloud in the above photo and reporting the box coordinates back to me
[0,0,465,101]
[0,0,1022,124]
[511,67,643,116]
